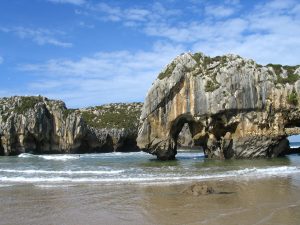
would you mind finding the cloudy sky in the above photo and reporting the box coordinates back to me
[0,0,300,108]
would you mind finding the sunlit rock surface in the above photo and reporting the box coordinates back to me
[137,52,300,160]
[0,96,142,155]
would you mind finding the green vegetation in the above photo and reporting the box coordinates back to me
[267,64,282,75]
[205,80,220,92]
[62,108,76,119]
[81,103,142,129]
[1,113,9,122]
[15,96,43,114]
[192,52,203,63]
[276,74,300,85]
[158,62,176,80]
[267,64,300,85]
[287,88,298,106]
[193,54,228,69]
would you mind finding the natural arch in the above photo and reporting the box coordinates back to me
[137,52,300,160]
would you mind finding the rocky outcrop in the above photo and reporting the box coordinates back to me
[182,183,215,196]
[137,52,300,160]
[177,123,194,148]
[0,96,142,155]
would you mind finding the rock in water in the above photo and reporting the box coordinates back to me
[137,52,300,160]
[182,183,215,196]
[0,96,142,155]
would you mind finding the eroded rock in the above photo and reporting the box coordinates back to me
[137,52,300,160]
[0,96,142,155]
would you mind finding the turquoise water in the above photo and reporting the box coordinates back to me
[0,149,299,187]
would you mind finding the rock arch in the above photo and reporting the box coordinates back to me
[137,52,300,160]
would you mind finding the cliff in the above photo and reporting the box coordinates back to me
[137,52,300,160]
[0,96,142,155]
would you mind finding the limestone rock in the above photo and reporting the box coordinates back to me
[137,52,300,160]
[0,96,142,155]
[177,123,194,148]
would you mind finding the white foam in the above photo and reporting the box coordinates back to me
[37,155,78,161]
[0,169,124,175]
[35,184,76,189]
[18,153,34,158]
[0,166,299,184]
[18,153,79,161]
[290,145,300,149]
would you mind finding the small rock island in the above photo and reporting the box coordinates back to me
[137,52,300,160]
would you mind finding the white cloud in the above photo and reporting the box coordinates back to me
[140,0,300,65]
[47,0,85,5]
[0,26,72,48]
[78,21,94,29]
[19,42,186,107]
[0,56,3,64]
[83,2,180,25]
[205,5,236,18]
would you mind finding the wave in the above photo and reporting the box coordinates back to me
[18,152,149,160]
[0,169,124,175]
[35,184,76,189]
[0,166,299,184]
[18,153,34,158]
[18,153,79,161]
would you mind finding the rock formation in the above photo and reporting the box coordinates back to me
[137,52,300,160]
[0,96,142,155]
[177,123,194,148]
[182,183,215,196]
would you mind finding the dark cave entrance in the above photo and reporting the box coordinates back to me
[0,137,4,156]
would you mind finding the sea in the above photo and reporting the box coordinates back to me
[0,145,300,225]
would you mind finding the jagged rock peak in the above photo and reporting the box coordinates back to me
[137,51,300,160]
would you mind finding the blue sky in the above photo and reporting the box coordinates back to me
[0,0,300,108]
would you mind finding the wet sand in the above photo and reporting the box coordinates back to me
[0,176,300,225]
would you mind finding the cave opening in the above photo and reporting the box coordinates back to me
[284,120,300,154]
[170,114,206,157]
[23,134,38,154]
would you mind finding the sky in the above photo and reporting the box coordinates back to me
[0,0,300,108]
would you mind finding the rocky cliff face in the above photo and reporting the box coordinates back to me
[137,52,300,160]
[0,96,142,155]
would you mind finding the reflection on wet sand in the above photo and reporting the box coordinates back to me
[141,178,300,225]
[0,177,299,225]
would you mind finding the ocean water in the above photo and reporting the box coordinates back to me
[290,141,300,148]
[0,150,299,186]
[0,148,300,225]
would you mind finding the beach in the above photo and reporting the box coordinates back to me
[0,151,300,224]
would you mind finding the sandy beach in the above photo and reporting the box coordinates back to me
[0,176,300,225]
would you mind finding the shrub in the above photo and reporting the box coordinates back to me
[158,62,176,80]
[15,96,43,114]
[287,88,298,106]
[205,80,220,92]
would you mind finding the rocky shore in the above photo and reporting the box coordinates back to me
[0,96,142,155]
